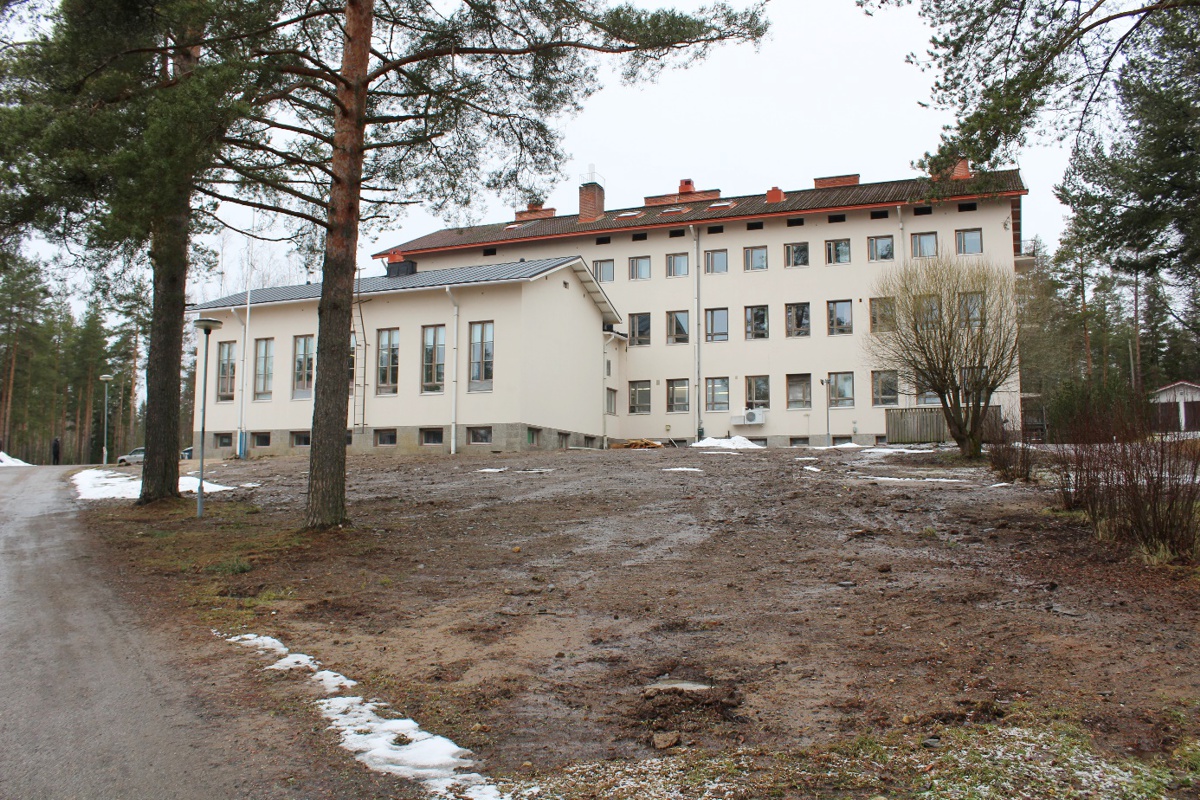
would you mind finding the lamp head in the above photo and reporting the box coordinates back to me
[194,317,223,334]
[99,374,113,383]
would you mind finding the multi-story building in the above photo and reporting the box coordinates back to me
[191,165,1030,455]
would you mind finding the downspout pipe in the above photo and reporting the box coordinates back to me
[602,331,618,448]
[691,224,703,442]
[233,279,252,459]
[446,286,460,454]
[896,204,907,263]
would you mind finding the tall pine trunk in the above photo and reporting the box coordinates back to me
[138,204,190,501]
[305,0,374,529]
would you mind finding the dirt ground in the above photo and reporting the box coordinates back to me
[84,445,1200,797]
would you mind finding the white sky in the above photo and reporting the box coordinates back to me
[198,1,1070,300]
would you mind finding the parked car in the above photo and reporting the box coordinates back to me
[116,447,145,466]
[180,447,193,460]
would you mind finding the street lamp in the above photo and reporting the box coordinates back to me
[194,318,223,518]
[99,374,113,465]
[819,377,832,447]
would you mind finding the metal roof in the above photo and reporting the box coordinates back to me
[191,256,621,324]
[375,170,1027,257]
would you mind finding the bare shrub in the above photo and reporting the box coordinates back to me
[989,426,1034,482]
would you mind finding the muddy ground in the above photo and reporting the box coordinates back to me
[85,445,1200,797]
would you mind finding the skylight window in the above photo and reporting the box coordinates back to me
[504,221,534,230]
[660,206,686,214]
[709,200,735,209]
[615,211,642,219]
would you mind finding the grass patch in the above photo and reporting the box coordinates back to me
[206,557,253,575]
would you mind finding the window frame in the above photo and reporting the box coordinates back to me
[666,310,689,345]
[911,231,938,258]
[629,313,651,347]
[605,387,617,415]
[784,242,809,268]
[824,239,851,264]
[959,292,984,328]
[629,380,651,414]
[421,324,446,393]
[666,252,689,278]
[420,427,444,446]
[376,327,400,394]
[666,379,690,413]
[705,377,729,412]
[292,335,315,400]
[467,426,493,444]
[593,259,615,283]
[785,302,810,338]
[629,255,651,281]
[828,372,855,408]
[253,338,273,401]
[867,235,895,262]
[216,341,236,402]
[705,308,729,342]
[956,228,983,255]
[469,320,495,392]
[704,249,728,274]
[745,375,771,409]
[786,373,812,409]
[827,300,853,336]
[870,297,896,333]
[374,428,398,446]
[872,370,899,406]
[743,245,768,272]
[744,305,769,340]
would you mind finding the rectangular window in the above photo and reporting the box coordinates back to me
[293,335,314,399]
[914,205,933,216]
[253,338,273,400]
[787,374,812,409]
[666,253,689,277]
[705,308,728,342]
[785,242,809,267]
[629,380,651,414]
[790,436,810,446]
[704,250,728,274]
[469,321,494,391]
[707,225,724,234]
[746,375,770,409]
[828,372,855,407]
[960,292,984,328]
[629,256,651,280]
[956,228,983,255]
[349,332,357,393]
[606,388,617,415]
[594,259,614,282]
[558,432,570,449]
[214,432,233,448]
[827,300,852,335]
[217,341,236,401]
[667,379,689,413]
[527,427,541,445]
[828,213,846,223]
[375,428,397,446]
[868,235,894,262]
[870,297,896,333]
[706,377,729,412]
[291,430,311,447]
[747,220,764,231]
[252,432,270,448]
[666,311,689,345]
[745,305,769,340]
[377,328,399,394]
[912,232,938,258]
[917,294,942,329]
[786,302,810,337]
[958,202,977,212]
[468,426,493,444]
[872,370,899,406]
[744,246,768,271]
[870,209,889,220]
[917,381,941,405]
[420,428,444,446]
[421,325,446,393]
[825,239,851,264]
[629,313,651,346]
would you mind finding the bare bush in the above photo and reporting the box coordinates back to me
[988,426,1034,482]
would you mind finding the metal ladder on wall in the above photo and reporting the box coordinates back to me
[351,274,369,434]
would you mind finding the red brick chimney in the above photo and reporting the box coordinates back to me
[514,201,556,222]
[579,182,605,222]
[645,178,720,207]
[679,178,695,194]
[766,186,785,203]
[951,159,973,180]
[814,174,860,189]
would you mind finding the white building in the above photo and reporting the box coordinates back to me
[191,166,1030,455]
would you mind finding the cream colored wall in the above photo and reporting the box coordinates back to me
[408,198,1020,442]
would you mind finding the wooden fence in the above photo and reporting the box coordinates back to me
[885,406,1003,445]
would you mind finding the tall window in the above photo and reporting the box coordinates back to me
[868,235,894,261]
[629,313,651,346]
[744,246,768,271]
[217,341,236,401]
[959,292,984,328]
[911,232,938,258]
[293,335,314,399]
[872,370,899,406]
[825,239,851,264]
[666,311,689,345]
[629,380,651,414]
[827,300,852,335]
[917,294,942,330]
[956,228,983,255]
[469,321,494,391]
[706,377,729,411]
[705,250,728,274]
[377,328,399,394]
[606,387,617,415]
[828,372,854,407]
[786,303,810,337]
[666,379,689,413]
[785,242,809,267]
[705,308,728,342]
[629,256,651,280]
[666,253,689,277]
[787,374,812,409]
[421,325,445,393]
[870,297,896,333]
[349,333,357,392]
[746,375,770,409]
[745,305,769,339]
[594,259,615,282]
[254,338,273,400]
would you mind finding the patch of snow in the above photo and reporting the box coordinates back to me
[691,436,763,450]
[515,468,554,474]
[477,468,508,473]
[860,447,936,455]
[72,469,232,499]
[313,670,358,693]
[662,468,703,473]
[267,653,320,671]
[227,633,289,655]
[240,482,262,488]
[923,477,965,483]
[989,482,1012,488]
[803,466,822,473]
[859,475,966,484]
[809,442,865,450]
[700,451,741,455]
[794,457,819,461]
[0,451,31,466]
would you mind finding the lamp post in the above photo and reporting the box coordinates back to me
[99,374,113,465]
[819,377,832,447]
[193,318,223,518]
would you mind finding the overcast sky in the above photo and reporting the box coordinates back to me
[200,0,1071,299]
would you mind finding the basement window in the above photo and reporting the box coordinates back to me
[214,432,233,448]
[828,214,846,223]
[374,429,397,446]
[787,218,805,227]
[595,236,611,245]
[870,209,889,220]
[669,229,686,238]
[707,225,724,234]
[746,221,764,231]
[914,205,933,216]
[632,232,648,242]
[291,431,311,447]
[420,428,444,446]
[252,432,270,448]
[482,247,497,256]
[958,202,977,212]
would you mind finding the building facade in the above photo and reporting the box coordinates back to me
[192,167,1030,455]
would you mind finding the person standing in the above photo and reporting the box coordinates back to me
[52,438,61,466]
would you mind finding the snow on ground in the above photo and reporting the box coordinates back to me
[859,447,937,456]
[662,468,703,473]
[859,475,966,484]
[691,436,763,450]
[477,468,508,473]
[0,451,31,466]
[803,466,822,473]
[808,442,865,451]
[72,469,233,500]
[227,632,506,799]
